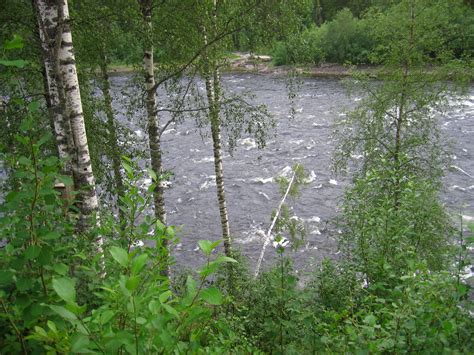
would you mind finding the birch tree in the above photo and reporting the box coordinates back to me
[34,0,99,231]
[34,0,73,170]
[201,1,233,257]
[138,0,169,273]
[334,0,471,284]
[70,0,131,226]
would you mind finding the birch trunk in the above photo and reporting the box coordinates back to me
[202,5,233,257]
[99,51,125,225]
[139,0,168,275]
[56,0,99,231]
[204,70,232,257]
[34,0,73,169]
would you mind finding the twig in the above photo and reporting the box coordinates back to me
[254,170,296,278]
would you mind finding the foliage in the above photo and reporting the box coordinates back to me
[0,129,237,353]
[272,9,374,65]
[323,9,374,64]
[273,25,326,66]
[340,165,454,284]
[272,0,474,66]
[1,2,474,354]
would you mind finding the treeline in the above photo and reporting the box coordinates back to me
[271,0,474,65]
[1,0,474,353]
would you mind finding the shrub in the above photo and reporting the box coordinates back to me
[323,8,375,64]
[272,25,326,66]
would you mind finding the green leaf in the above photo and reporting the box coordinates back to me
[66,302,86,316]
[186,275,196,294]
[36,131,52,145]
[25,245,41,260]
[100,310,115,324]
[44,194,56,205]
[49,305,77,320]
[148,300,160,313]
[57,175,74,186]
[198,239,221,256]
[52,277,76,303]
[53,263,68,276]
[159,290,172,304]
[136,316,147,325]
[162,304,180,318]
[47,320,57,333]
[71,333,91,353]
[214,256,237,264]
[33,326,48,338]
[18,156,31,166]
[363,314,376,327]
[122,162,133,176]
[131,254,148,275]
[0,59,28,68]
[43,231,61,240]
[16,278,32,292]
[198,261,219,277]
[125,276,140,292]
[4,34,24,49]
[110,246,129,268]
[200,287,223,305]
[148,168,157,181]
[28,101,41,113]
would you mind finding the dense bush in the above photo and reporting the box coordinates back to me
[273,25,326,66]
[1,124,473,353]
[323,9,374,64]
[272,9,375,65]
[272,1,474,66]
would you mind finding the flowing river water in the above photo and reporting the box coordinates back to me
[109,73,474,278]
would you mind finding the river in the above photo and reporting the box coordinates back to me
[109,73,474,277]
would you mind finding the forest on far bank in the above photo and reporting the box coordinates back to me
[1,0,474,353]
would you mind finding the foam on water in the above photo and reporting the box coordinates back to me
[193,156,214,163]
[162,128,177,135]
[199,176,217,191]
[251,177,274,184]
[239,137,257,150]
[289,139,305,145]
[304,170,317,184]
[278,166,293,178]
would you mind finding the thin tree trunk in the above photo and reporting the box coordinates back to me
[99,50,125,226]
[202,6,233,257]
[204,70,232,257]
[393,2,414,210]
[254,170,296,278]
[56,0,99,232]
[139,0,168,276]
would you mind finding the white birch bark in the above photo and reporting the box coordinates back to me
[139,0,169,277]
[204,69,232,257]
[139,0,166,226]
[34,0,73,167]
[56,0,99,231]
[202,1,233,257]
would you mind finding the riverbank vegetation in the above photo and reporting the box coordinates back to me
[271,0,474,66]
[1,0,474,353]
